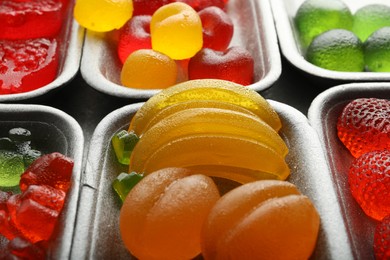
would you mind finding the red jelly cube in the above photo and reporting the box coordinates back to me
[21,185,66,212]
[199,6,233,51]
[188,46,254,85]
[19,152,73,192]
[7,194,60,243]
[117,15,152,64]
[0,0,65,40]
[0,38,59,94]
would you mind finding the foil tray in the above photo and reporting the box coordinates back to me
[270,0,390,86]
[0,1,84,102]
[308,82,390,260]
[71,101,353,259]
[0,104,84,259]
[80,0,281,99]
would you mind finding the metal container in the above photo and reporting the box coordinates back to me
[80,0,281,99]
[270,0,390,86]
[72,101,352,259]
[0,104,84,259]
[308,82,390,260]
[0,1,84,103]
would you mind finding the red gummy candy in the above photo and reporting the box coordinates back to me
[0,0,65,40]
[117,15,152,64]
[348,149,390,221]
[19,152,73,192]
[133,0,173,15]
[7,237,46,260]
[7,192,61,243]
[0,38,59,94]
[374,215,390,260]
[188,46,254,85]
[176,0,228,11]
[337,98,390,158]
[199,6,233,51]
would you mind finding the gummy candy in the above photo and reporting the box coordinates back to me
[202,180,320,260]
[112,172,143,202]
[374,214,390,260]
[19,152,74,192]
[129,79,282,135]
[74,0,133,32]
[117,15,152,65]
[352,4,390,42]
[120,49,178,89]
[364,27,390,72]
[0,151,25,187]
[188,47,254,85]
[0,0,65,40]
[111,130,139,165]
[150,2,203,60]
[294,0,353,47]
[133,0,173,16]
[306,29,364,72]
[0,38,59,94]
[120,167,220,259]
[337,98,390,158]
[348,149,390,221]
[176,0,228,11]
[199,6,233,51]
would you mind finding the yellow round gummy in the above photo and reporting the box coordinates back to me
[74,0,133,32]
[151,2,203,60]
[120,49,178,89]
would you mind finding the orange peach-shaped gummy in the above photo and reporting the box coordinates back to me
[202,180,320,260]
[119,167,220,259]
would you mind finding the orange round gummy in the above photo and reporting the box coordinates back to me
[119,167,220,259]
[202,180,320,260]
[120,49,178,89]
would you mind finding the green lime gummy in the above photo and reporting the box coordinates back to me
[306,29,364,72]
[112,129,139,165]
[353,4,390,42]
[364,27,390,72]
[112,172,144,202]
[295,0,353,48]
[0,150,25,187]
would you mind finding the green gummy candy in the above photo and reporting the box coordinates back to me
[112,130,139,165]
[306,29,364,72]
[364,27,390,72]
[353,4,390,42]
[0,150,25,187]
[112,172,143,202]
[295,0,353,48]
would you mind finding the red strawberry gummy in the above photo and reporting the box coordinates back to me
[188,46,254,85]
[0,38,59,94]
[117,15,152,64]
[7,185,65,243]
[176,0,228,11]
[19,152,73,192]
[0,0,66,40]
[199,6,233,51]
[348,149,390,221]
[337,98,390,158]
[374,215,390,260]
[133,0,173,15]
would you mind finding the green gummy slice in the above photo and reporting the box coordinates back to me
[112,172,143,202]
[0,150,25,187]
[111,130,139,165]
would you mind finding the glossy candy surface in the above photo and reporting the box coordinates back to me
[188,47,254,85]
[120,49,178,89]
[120,168,220,259]
[337,98,390,158]
[150,2,203,60]
[348,149,390,221]
[199,6,233,51]
[0,0,65,40]
[0,38,58,94]
[117,15,152,65]
[111,130,139,165]
[74,0,133,32]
